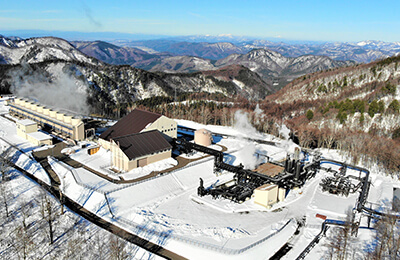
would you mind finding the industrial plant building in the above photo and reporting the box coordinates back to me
[99,109,177,172]
[9,98,85,140]
[16,119,53,146]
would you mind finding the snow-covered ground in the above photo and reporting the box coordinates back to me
[1,98,399,259]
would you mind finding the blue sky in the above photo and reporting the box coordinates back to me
[1,0,400,42]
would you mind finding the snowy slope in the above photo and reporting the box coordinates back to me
[0,36,100,65]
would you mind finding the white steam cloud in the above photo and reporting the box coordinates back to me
[279,124,291,140]
[234,110,258,137]
[234,110,262,169]
[233,108,301,167]
[237,144,263,170]
[9,63,89,115]
[254,104,264,124]
[278,123,300,156]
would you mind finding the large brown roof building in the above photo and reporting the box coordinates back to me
[99,109,177,172]
[100,109,162,141]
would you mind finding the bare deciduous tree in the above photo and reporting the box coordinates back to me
[0,156,9,181]
[20,198,34,230]
[39,191,58,244]
[0,179,11,218]
[65,237,83,259]
[12,224,35,260]
[324,208,357,260]
[109,234,128,260]
[366,209,400,259]
[90,231,108,260]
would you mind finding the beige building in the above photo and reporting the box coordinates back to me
[16,119,38,139]
[110,130,172,172]
[9,98,85,140]
[99,108,177,149]
[99,109,176,172]
[26,132,53,146]
[16,119,52,146]
[254,184,279,208]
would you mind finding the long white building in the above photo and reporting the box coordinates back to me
[8,98,85,141]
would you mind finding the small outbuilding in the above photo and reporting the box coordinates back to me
[194,128,213,146]
[16,119,38,139]
[16,119,52,146]
[254,184,279,208]
[26,132,53,146]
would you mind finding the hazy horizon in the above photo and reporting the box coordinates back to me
[1,29,399,45]
[1,0,400,43]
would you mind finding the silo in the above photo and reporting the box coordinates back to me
[194,128,213,146]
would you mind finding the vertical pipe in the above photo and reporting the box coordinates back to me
[295,162,301,181]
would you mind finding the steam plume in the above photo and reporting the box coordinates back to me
[233,110,262,169]
[9,63,89,115]
[234,110,258,137]
[278,123,300,156]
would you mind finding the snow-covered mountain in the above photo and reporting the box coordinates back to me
[72,40,171,66]
[71,39,353,90]
[144,55,216,73]
[269,54,400,140]
[144,49,353,89]
[0,60,271,113]
[0,37,274,117]
[119,38,400,64]
[241,40,400,63]
[0,36,101,66]
[116,40,245,60]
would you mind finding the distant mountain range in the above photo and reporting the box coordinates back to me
[72,40,171,66]
[114,38,400,63]
[70,40,353,89]
[1,34,397,116]
[0,35,272,116]
[3,32,400,63]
